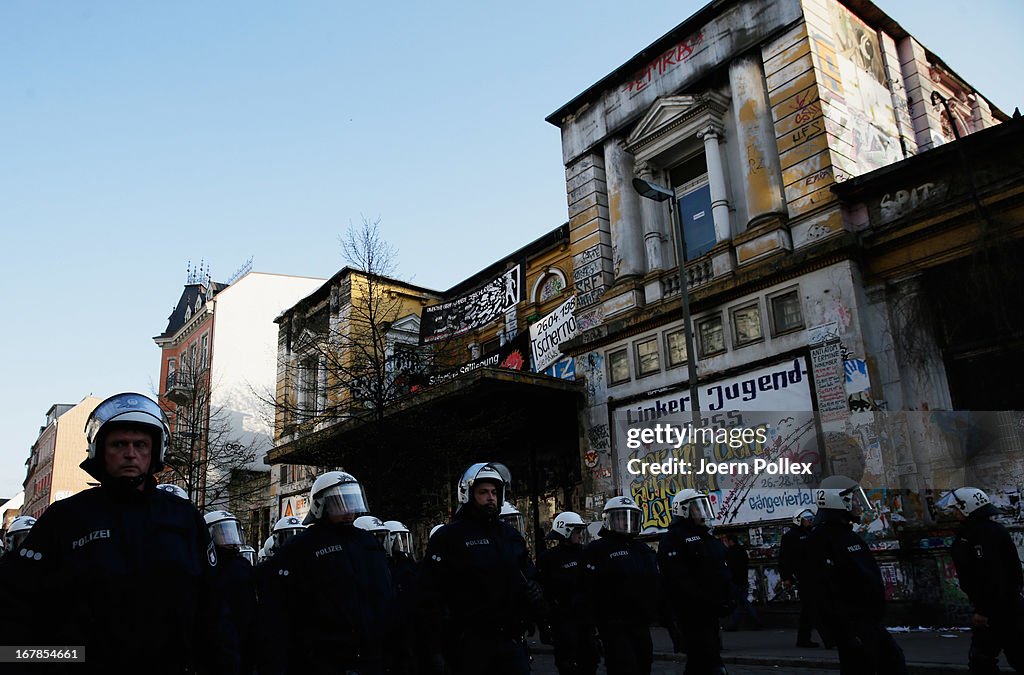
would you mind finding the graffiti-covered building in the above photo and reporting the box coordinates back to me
[546,0,1012,621]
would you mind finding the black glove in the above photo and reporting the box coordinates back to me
[525,579,544,605]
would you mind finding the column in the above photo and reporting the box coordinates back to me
[697,123,732,244]
[635,162,665,273]
[603,138,645,281]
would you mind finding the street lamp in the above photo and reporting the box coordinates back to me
[632,177,701,417]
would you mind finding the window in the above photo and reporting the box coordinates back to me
[635,337,660,376]
[769,289,804,335]
[665,329,689,368]
[482,337,501,356]
[608,349,630,384]
[200,334,209,368]
[538,273,564,303]
[698,315,726,356]
[671,155,716,261]
[731,303,764,346]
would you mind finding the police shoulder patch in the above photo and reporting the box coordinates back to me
[207,540,218,567]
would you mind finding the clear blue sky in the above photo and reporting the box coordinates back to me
[1,1,1021,497]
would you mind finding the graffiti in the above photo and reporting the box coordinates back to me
[583,352,606,403]
[790,90,822,124]
[746,143,765,173]
[622,32,704,95]
[572,261,601,283]
[573,244,601,267]
[588,423,610,451]
[577,307,603,332]
[879,183,939,222]
[803,168,831,186]
[844,358,870,393]
[848,392,874,413]
[790,119,824,145]
[805,223,833,240]
[583,449,599,469]
[577,286,607,307]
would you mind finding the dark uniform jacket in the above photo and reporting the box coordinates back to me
[417,504,535,644]
[583,529,660,630]
[261,520,396,674]
[9,481,217,673]
[951,507,1024,621]
[657,519,733,619]
[779,524,813,584]
[537,540,589,621]
[805,516,886,623]
[210,549,258,675]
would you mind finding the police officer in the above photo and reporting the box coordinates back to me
[658,489,732,675]
[6,392,218,672]
[538,511,598,675]
[205,509,258,675]
[259,470,395,674]
[355,515,390,549]
[500,501,526,536]
[383,520,419,674]
[780,507,831,648]
[2,516,36,558]
[804,475,906,675]
[156,483,190,501]
[418,462,540,675]
[583,496,660,675]
[271,515,305,552]
[940,487,1024,673]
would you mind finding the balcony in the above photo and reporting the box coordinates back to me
[165,371,193,406]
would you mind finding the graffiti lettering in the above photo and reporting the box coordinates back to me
[623,32,704,94]
[573,244,601,268]
[806,223,833,240]
[790,119,824,145]
[804,168,832,186]
[577,286,607,307]
[573,261,601,282]
[790,90,822,124]
[879,183,938,221]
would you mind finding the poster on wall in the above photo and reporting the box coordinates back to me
[280,494,310,520]
[529,294,578,372]
[613,357,821,530]
[426,329,531,386]
[418,263,525,344]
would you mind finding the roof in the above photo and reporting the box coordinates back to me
[153,282,227,340]
[274,267,441,324]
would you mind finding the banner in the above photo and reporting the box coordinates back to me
[613,357,820,529]
[427,329,531,386]
[529,295,578,372]
[419,263,524,344]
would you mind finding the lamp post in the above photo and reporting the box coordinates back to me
[633,177,701,417]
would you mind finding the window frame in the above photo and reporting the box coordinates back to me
[768,287,805,336]
[697,314,727,357]
[730,302,765,348]
[607,348,631,385]
[664,328,689,369]
[634,336,661,378]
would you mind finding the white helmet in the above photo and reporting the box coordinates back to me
[499,501,525,534]
[204,510,246,548]
[792,507,816,526]
[156,483,189,501]
[239,545,256,565]
[272,515,305,549]
[457,462,511,505]
[383,520,413,557]
[815,475,870,517]
[83,392,170,479]
[5,515,36,551]
[671,489,716,524]
[937,487,993,516]
[304,471,369,525]
[551,511,587,541]
[428,524,445,540]
[262,535,276,559]
[603,495,642,535]
[354,515,389,547]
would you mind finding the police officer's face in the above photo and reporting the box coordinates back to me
[104,429,153,481]
[473,483,499,512]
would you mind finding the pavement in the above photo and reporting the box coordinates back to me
[527,626,1017,674]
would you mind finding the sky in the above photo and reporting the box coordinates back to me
[1,1,1021,498]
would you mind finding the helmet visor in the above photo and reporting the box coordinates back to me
[605,509,641,535]
[209,520,246,548]
[935,491,960,512]
[687,496,716,523]
[501,513,526,535]
[389,531,413,555]
[240,547,256,565]
[319,482,370,520]
[6,531,30,552]
[843,486,871,516]
[86,393,167,445]
[274,528,302,548]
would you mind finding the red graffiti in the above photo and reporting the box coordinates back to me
[790,90,822,124]
[623,32,704,94]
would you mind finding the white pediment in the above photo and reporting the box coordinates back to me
[625,92,729,163]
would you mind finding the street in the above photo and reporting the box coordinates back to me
[528,653,834,675]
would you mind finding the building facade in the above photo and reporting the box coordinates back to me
[21,398,101,519]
